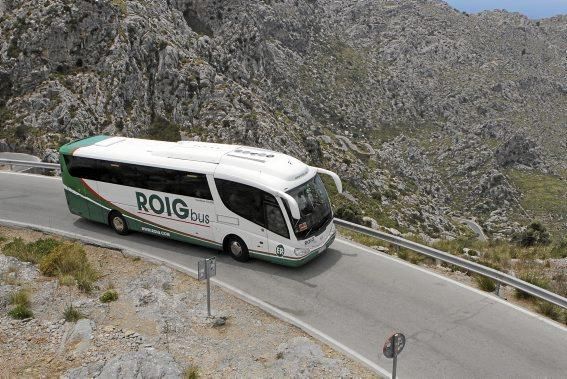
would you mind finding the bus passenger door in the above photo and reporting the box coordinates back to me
[213,179,268,254]
[264,198,292,258]
[250,223,268,254]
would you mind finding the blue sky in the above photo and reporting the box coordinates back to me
[444,0,567,19]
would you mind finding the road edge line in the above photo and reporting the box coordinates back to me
[0,218,391,378]
[336,237,567,331]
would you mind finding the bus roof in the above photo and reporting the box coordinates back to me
[61,135,316,192]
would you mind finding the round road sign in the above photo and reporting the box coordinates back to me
[383,333,406,358]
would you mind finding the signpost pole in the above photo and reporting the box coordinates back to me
[206,274,211,317]
[392,334,397,379]
[198,257,216,318]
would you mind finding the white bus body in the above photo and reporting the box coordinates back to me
[59,136,342,266]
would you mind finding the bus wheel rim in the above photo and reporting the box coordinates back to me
[113,217,124,232]
[230,241,242,256]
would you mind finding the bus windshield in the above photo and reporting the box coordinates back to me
[286,174,332,240]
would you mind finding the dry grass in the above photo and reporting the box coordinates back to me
[183,365,200,379]
[9,289,30,307]
[475,276,497,292]
[2,237,98,293]
[63,305,84,322]
[3,237,62,263]
[515,272,550,300]
[7,289,33,319]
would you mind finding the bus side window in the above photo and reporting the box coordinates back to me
[215,179,265,227]
[264,198,289,239]
[177,173,213,200]
[64,155,98,180]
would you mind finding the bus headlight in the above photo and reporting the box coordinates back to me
[294,247,310,257]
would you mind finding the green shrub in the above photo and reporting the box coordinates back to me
[75,267,98,294]
[63,305,84,322]
[39,242,85,276]
[28,238,61,256]
[516,272,550,300]
[475,276,497,292]
[9,289,30,307]
[512,221,551,247]
[536,301,562,322]
[142,116,181,142]
[397,249,409,261]
[3,238,34,262]
[38,242,98,293]
[550,237,567,259]
[8,304,33,319]
[100,290,119,303]
[3,237,62,263]
[335,205,363,225]
[14,124,31,140]
[183,366,200,379]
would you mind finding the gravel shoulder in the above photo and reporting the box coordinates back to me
[0,226,377,378]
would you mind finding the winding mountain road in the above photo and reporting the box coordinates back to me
[1,172,566,378]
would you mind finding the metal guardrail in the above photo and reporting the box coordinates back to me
[334,218,567,309]
[0,159,60,170]
[1,159,564,309]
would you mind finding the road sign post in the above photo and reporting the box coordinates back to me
[198,257,216,317]
[383,332,406,379]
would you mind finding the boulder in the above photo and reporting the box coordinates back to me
[64,350,183,379]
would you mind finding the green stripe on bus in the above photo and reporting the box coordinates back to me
[59,135,111,155]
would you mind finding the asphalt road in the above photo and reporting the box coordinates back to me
[1,172,566,378]
[456,218,488,241]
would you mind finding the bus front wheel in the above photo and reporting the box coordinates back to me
[224,235,250,262]
[109,211,129,236]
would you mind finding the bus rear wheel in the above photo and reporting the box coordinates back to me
[225,236,250,262]
[109,211,129,236]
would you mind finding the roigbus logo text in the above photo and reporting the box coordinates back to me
[136,192,210,224]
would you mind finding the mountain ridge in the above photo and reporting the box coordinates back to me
[0,0,565,238]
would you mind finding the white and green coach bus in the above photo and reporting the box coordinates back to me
[59,135,342,266]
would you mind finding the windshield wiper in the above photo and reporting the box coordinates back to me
[303,225,315,239]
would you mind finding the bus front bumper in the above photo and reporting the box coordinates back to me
[287,230,336,267]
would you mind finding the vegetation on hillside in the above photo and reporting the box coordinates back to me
[3,237,98,293]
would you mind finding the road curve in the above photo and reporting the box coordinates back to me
[1,172,566,378]
[456,218,488,241]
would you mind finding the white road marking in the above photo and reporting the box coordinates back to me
[336,238,567,331]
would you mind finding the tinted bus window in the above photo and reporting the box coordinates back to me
[216,179,290,238]
[216,179,266,227]
[63,155,212,200]
[265,200,289,238]
[177,172,212,199]
[136,164,179,194]
[64,155,98,180]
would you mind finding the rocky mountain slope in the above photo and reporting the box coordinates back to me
[1,0,565,239]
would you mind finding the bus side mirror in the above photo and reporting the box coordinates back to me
[278,191,301,219]
[315,167,342,194]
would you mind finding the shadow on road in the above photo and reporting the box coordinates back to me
[71,218,355,286]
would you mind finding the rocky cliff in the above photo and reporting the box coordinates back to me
[1,0,565,238]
